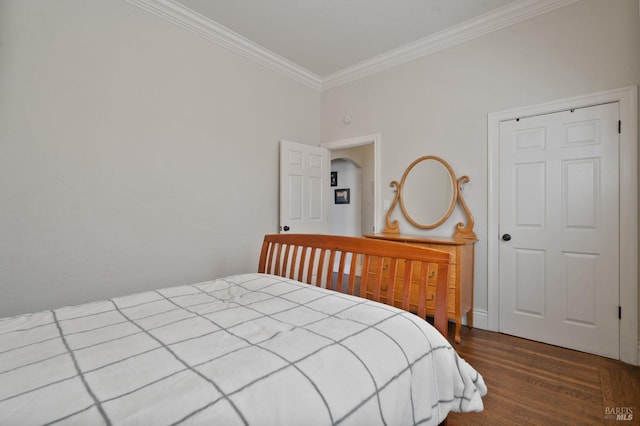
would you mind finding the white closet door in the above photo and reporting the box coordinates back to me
[499,102,620,359]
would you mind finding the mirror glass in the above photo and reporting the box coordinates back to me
[400,158,455,228]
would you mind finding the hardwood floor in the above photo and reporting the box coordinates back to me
[445,326,640,425]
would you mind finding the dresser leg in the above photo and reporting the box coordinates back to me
[467,309,474,328]
[454,320,462,343]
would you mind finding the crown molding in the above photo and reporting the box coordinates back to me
[321,0,579,90]
[125,0,578,92]
[125,0,322,90]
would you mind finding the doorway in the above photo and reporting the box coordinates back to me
[321,134,382,236]
[330,158,362,236]
[487,86,638,364]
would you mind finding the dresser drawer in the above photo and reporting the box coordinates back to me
[377,258,457,291]
[378,258,439,282]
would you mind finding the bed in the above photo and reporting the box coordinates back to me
[0,234,486,425]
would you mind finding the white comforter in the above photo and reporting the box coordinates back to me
[0,273,486,425]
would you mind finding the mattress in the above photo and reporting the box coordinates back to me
[0,273,486,425]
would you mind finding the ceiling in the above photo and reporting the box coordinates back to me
[176,0,518,77]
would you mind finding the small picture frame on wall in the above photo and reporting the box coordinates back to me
[330,171,337,187]
[334,188,350,204]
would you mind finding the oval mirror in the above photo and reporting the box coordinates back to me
[398,156,457,229]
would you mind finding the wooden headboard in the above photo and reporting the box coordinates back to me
[258,234,452,337]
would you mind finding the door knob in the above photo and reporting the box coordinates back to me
[502,233,511,241]
[282,225,290,232]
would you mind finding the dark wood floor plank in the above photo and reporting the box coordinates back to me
[446,326,640,425]
[601,363,640,422]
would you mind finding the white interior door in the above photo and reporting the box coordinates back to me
[280,140,330,234]
[499,102,620,359]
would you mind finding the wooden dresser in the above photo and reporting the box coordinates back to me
[374,155,477,343]
[365,233,476,343]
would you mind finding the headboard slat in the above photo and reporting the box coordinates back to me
[401,261,413,312]
[297,247,307,283]
[348,253,358,295]
[288,245,299,280]
[336,251,346,292]
[306,248,316,285]
[327,250,337,291]
[418,264,428,319]
[359,255,370,299]
[387,258,398,306]
[370,256,383,303]
[316,249,326,287]
[274,243,283,276]
[282,244,291,279]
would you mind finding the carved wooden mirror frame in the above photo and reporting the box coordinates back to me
[383,155,476,239]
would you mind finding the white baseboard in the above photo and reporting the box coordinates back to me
[458,308,489,330]
[468,308,489,330]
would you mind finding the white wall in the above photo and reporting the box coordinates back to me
[320,0,640,319]
[1,0,638,323]
[0,0,320,316]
